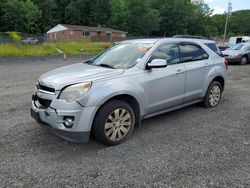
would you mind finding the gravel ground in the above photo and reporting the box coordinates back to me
[0,56,250,188]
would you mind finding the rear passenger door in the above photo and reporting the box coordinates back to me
[179,42,211,103]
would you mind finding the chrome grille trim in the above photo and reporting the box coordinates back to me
[36,82,56,95]
[38,89,56,95]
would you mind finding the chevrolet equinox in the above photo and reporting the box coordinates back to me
[31,38,228,145]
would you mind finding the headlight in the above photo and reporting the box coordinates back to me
[59,82,91,102]
[232,52,240,57]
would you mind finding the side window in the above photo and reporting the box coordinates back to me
[150,43,181,65]
[202,49,209,59]
[205,43,222,56]
[180,44,208,63]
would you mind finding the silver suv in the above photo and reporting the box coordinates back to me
[31,38,228,145]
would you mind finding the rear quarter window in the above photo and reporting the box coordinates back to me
[179,44,208,62]
[205,43,222,56]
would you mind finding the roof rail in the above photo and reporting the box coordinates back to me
[173,35,210,40]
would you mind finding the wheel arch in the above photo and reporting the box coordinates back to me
[202,73,226,97]
[212,76,225,91]
[94,94,142,128]
[243,54,249,58]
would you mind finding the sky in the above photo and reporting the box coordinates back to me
[204,0,250,15]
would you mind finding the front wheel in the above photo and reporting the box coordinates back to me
[239,56,248,65]
[203,81,222,108]
[93,100,135,146]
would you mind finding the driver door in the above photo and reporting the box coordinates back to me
[142,43,186,115]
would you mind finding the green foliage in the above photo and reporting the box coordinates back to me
[24,0,42,33]
[0,41,111,57]
[126,0,151,35]
[210,10,250,37]
[0,0,41,34]
[6,31,21,43]
[66,0,111,26]
[33,0,58,32]
[0,0,249,37]
[108,0,128,31]
[141,9,161,36]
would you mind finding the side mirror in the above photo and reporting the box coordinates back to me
[147,59,168,69]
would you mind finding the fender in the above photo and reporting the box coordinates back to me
[202,63,227,97]
[77,78,146,116]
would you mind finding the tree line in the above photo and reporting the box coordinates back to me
[0,0,249,37]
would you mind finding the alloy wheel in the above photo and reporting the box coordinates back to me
[240,56,248,65]
[209,85,221,107]
[104,108,132,141]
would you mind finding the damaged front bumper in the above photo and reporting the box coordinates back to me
[31,94,97,143]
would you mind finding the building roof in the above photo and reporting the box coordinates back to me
[47,24,68,34]
[47,24,127,34]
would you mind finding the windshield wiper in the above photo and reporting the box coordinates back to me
[83,59,93,64]
[84,61,115,69]
[97,64,115,69]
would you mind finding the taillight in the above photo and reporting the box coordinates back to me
[224,59,228,70]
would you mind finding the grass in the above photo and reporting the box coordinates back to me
[0,41,112,57]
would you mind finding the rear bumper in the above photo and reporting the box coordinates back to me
[31,95,97,143]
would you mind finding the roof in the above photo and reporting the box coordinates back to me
[121,38,215,44]
[46,24,127,34]
[121,38,162,44]
[173,35,209,40]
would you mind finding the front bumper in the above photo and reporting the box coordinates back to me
[31,95,97,143]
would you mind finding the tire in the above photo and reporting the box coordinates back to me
[239,55,248,65]
[203,81,222,108]
[92,100,135,146]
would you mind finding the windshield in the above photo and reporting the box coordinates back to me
[87,43,152,69]
[230,44,245,50]
[228,44,237,50]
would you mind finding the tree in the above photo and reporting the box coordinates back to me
[157,0,192,36]
[24,0,41,33]
[0,0,249,37]
[210,10,250,37]
[210,14,226,37]
[91,0,111,26]
[126,0,151,36]
[0,0,41,33]
[0,0,27,32]
[33,0,58,32]
[186,0,213,36]
[141,9,161,36]
[108,0,128,31]
[55,0,71,23]
[230,10,250,35]
[66,0,111,27]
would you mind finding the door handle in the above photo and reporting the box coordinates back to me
[205,63,209,68]
[176,69,184,75]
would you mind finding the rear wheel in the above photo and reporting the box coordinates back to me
[239,55,248,65]
[93,100,135,146]
[203,81,222,108]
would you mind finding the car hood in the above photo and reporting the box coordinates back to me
[38,63,124,90]
[222,50,242,56]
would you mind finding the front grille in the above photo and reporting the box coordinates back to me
[37,83,55,93]
[37,96,52,108]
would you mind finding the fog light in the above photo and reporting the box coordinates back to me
[63,116,75,128]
